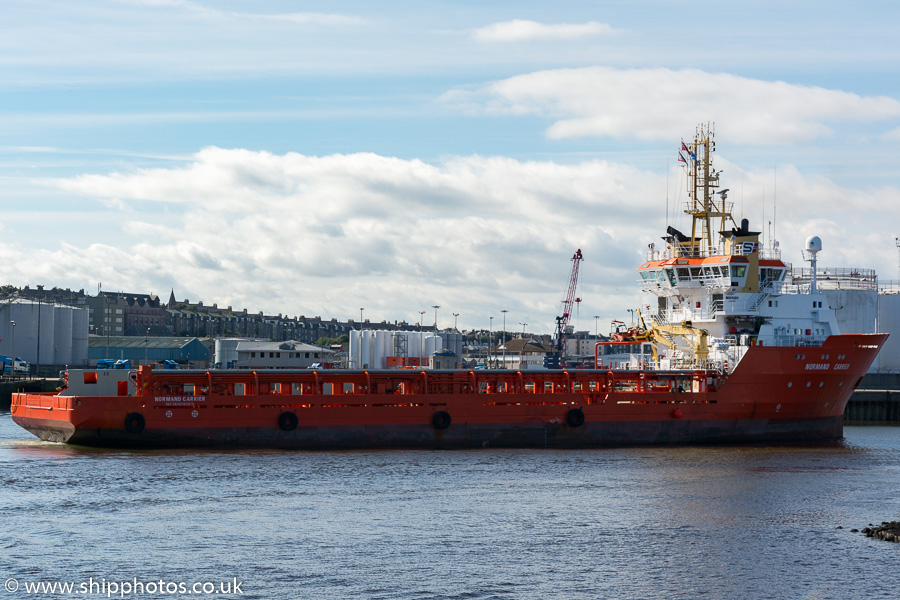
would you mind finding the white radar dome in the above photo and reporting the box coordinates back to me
[805,235,822,253]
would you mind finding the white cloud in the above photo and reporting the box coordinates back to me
[441,66,900,144]
[115,0,362,25]
[4,148,896,330]
[473,20,618,43]
[27,149,663,329]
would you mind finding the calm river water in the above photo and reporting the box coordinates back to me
[1,412,898,600]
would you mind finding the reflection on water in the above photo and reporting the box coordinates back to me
[2,412,899,600]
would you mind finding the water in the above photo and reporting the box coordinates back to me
[1,412,899,600]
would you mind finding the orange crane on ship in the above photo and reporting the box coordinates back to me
[554,249,583,368]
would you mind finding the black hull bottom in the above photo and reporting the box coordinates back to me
[18,416,846,450]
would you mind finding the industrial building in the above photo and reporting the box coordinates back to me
[227,340,335,369]
[88,336,210,367]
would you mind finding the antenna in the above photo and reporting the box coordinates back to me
[804,236,823,294]
[665,156,669,234]
[895,237,900,283]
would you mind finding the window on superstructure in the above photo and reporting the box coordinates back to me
[665,269,676,286]
[731,266,747,278]
[677,268,690,280]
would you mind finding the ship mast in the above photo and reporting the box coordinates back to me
[683,124,733,256]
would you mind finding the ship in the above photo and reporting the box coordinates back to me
[10,124,888,449]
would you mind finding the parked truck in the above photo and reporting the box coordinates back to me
[0,355,29,374]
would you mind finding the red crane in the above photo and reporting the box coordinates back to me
[555,248,583,367]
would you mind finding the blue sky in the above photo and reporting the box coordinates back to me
[3,0,900,333]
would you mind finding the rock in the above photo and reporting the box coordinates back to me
[861,521,900,543]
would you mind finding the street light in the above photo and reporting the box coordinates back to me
[432,305,440,330]
[594,315,600,337]
[489,316,494,369]
[10,321,15,371]
[145,328,150,365]
[419,311,426,331]
[500,309,508,369]
[358,308,364,370]
[452,312,459,331]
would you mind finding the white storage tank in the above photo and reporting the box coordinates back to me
[54,306,74,365]
[876,293,900,372]
[72,308,90,366]
[36,303,56,365]
[376,330,391,368]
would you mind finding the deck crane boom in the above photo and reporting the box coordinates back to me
[554,248,583,368]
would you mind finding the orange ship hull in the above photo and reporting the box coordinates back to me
[10,334,887,449]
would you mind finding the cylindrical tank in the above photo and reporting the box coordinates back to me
[349,330,360,368]
[9,303,38,363]
[54,306,74,365]
[424,335,438,358]
[377,331,391,368]
[36,303,56,365]
[72,308,89,366]
[214,338,242,368]
[877,293,900,372]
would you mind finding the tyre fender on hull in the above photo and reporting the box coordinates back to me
[566,408,585,427]
[278,412,298,431]
[432,411,451,430]
[124,413,145,434]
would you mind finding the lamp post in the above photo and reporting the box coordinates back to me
[36,290,42,376]
[419,311,426,331]
[452,312,459,331]
[358,308,364,370]
[145,328,150,365]
[489,316,493,369]
[519,322,527,365]
[10,321,15,372]
[594,315,600,337]
[432,305,440,330]
[500,309,508,369]
[104,291,110,360]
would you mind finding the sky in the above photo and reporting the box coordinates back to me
[3,0,900,335]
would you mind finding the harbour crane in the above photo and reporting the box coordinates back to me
[554,249,583,368]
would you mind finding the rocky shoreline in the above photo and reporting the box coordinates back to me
[855,522,900,542]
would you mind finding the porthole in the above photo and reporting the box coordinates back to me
[819,381,824,387]
[787,382,793,388]
[838,381,844,387]
[806,381,812,388]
